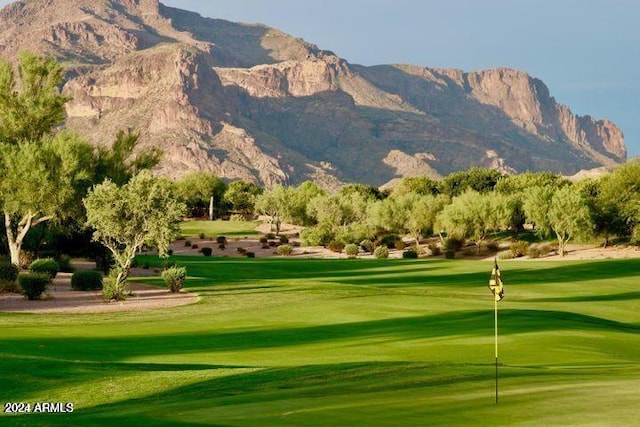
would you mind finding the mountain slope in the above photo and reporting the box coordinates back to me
[0,0,626,187]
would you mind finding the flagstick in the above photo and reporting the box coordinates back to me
[494,296,499,404]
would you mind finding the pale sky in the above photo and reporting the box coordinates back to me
[1,0,639,156]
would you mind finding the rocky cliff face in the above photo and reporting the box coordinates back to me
[0,0,626,187]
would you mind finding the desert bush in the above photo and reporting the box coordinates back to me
[498,250,516,260]
[327,241,344,253]
[344,243,359,258]
[301,225,333,246]
[202,247,213,257]
[191,244,199,249]
[268,241,277,247]
[57,255,74,273]
[245,252,256,258]
[184,240,191,247]
[216,236,227,244]
[444,249,456,259]
[277,244,293,256]
[510,241,530,258]
[379,234,400,248]
[279,235,289,244]
[230,214,246,222]
[168,249,173,256]
[486,241,501,253]
[218,243,226,250]
[29,258,59,280]
[462,247,476,256]
[528,246,542,258]
[237,247,247,254]
[360,239,375,253]
[428,243,441,256]
[261,244,269,249]
[265,233,276,240]
[394,240,406,251]
[19,250,35,270]
[162,266,187,293]
[402,250,418,259]
[71,270,103,291]
[373,245,389,259]
[259,237,268,244]
[0,263,20,293]
[19,273,49,300]
[199,232,206,239]
[444,237,465,251]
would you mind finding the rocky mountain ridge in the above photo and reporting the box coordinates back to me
[0,0,626,188]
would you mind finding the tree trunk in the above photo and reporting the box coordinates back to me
[5,211,52,267]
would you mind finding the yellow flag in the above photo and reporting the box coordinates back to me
[488,259,504,302]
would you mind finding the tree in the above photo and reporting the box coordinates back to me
[254,185,291,235]
[522,185,555,234]
[406,194,448,244]
[174,171,227,219]
[83,171,186,300]
[287,181,326,226]
[0,52,69,144]
[93,129,162,186]
[547,186,593,256]
[0,133,93,265]
[392,176,440,196]
[439,167,502,197]
[224,180,264,215]
[436,190,509,253]
[597,162,640,242]
[495,171,569,194]
[576,178,625,247]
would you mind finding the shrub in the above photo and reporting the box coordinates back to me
[402,250,418,259]
[168,249,173,256]
[277,244,293,256]
[29,258,59,280]
[57,254,74,273]
[486,241,501,253]
[301,225,333,246]
[360,239,374,253]
[528,246,542,259]
[216,236,227,244]
[202,247,213,257]
[71,270,103,291]
[373,245,389,259]
[19,273,49,300]
[327,241,344,253]
[510,241,530,258]
[0,263,20,293]
[259,237,268,244]
[344,243,359,258]
[191,244,199,249]
[230,214,246,222]
[444,249,456,259]
[279,235,289,244]
[379,234,400,248]
[428,243,441,256]
[268,241,277,247]
[0,263,19,283]
[261,244,269,249]
[462,247,476,256]
[444,237,464,251]
[237,247,247,254]
[394,240,406,251]
[498,250,516,260]
[246,252,256,258]
[199,232,206,239]
[184,240,191,247]
[218,243,226,250]
[292,241,301,247]
[265,233,276,240]
[162,266,187,293]
[19,250,35,270]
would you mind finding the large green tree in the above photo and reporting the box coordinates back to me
[0,133,93,265]
[174,171,227,219]
[224,180,264,215]
[547,187,593,256]
[84,171,185,300]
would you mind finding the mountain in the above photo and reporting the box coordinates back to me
[0,0,626,188]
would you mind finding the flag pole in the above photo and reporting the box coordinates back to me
[495,295,499,404]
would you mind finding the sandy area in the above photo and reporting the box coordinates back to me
[0,269,198,314]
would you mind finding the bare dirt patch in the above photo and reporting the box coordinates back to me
[0,271,198,314]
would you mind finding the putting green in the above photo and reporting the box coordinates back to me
[1,257,639,426]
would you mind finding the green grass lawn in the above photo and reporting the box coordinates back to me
[180,220,262,237]
[1,257,639,426]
